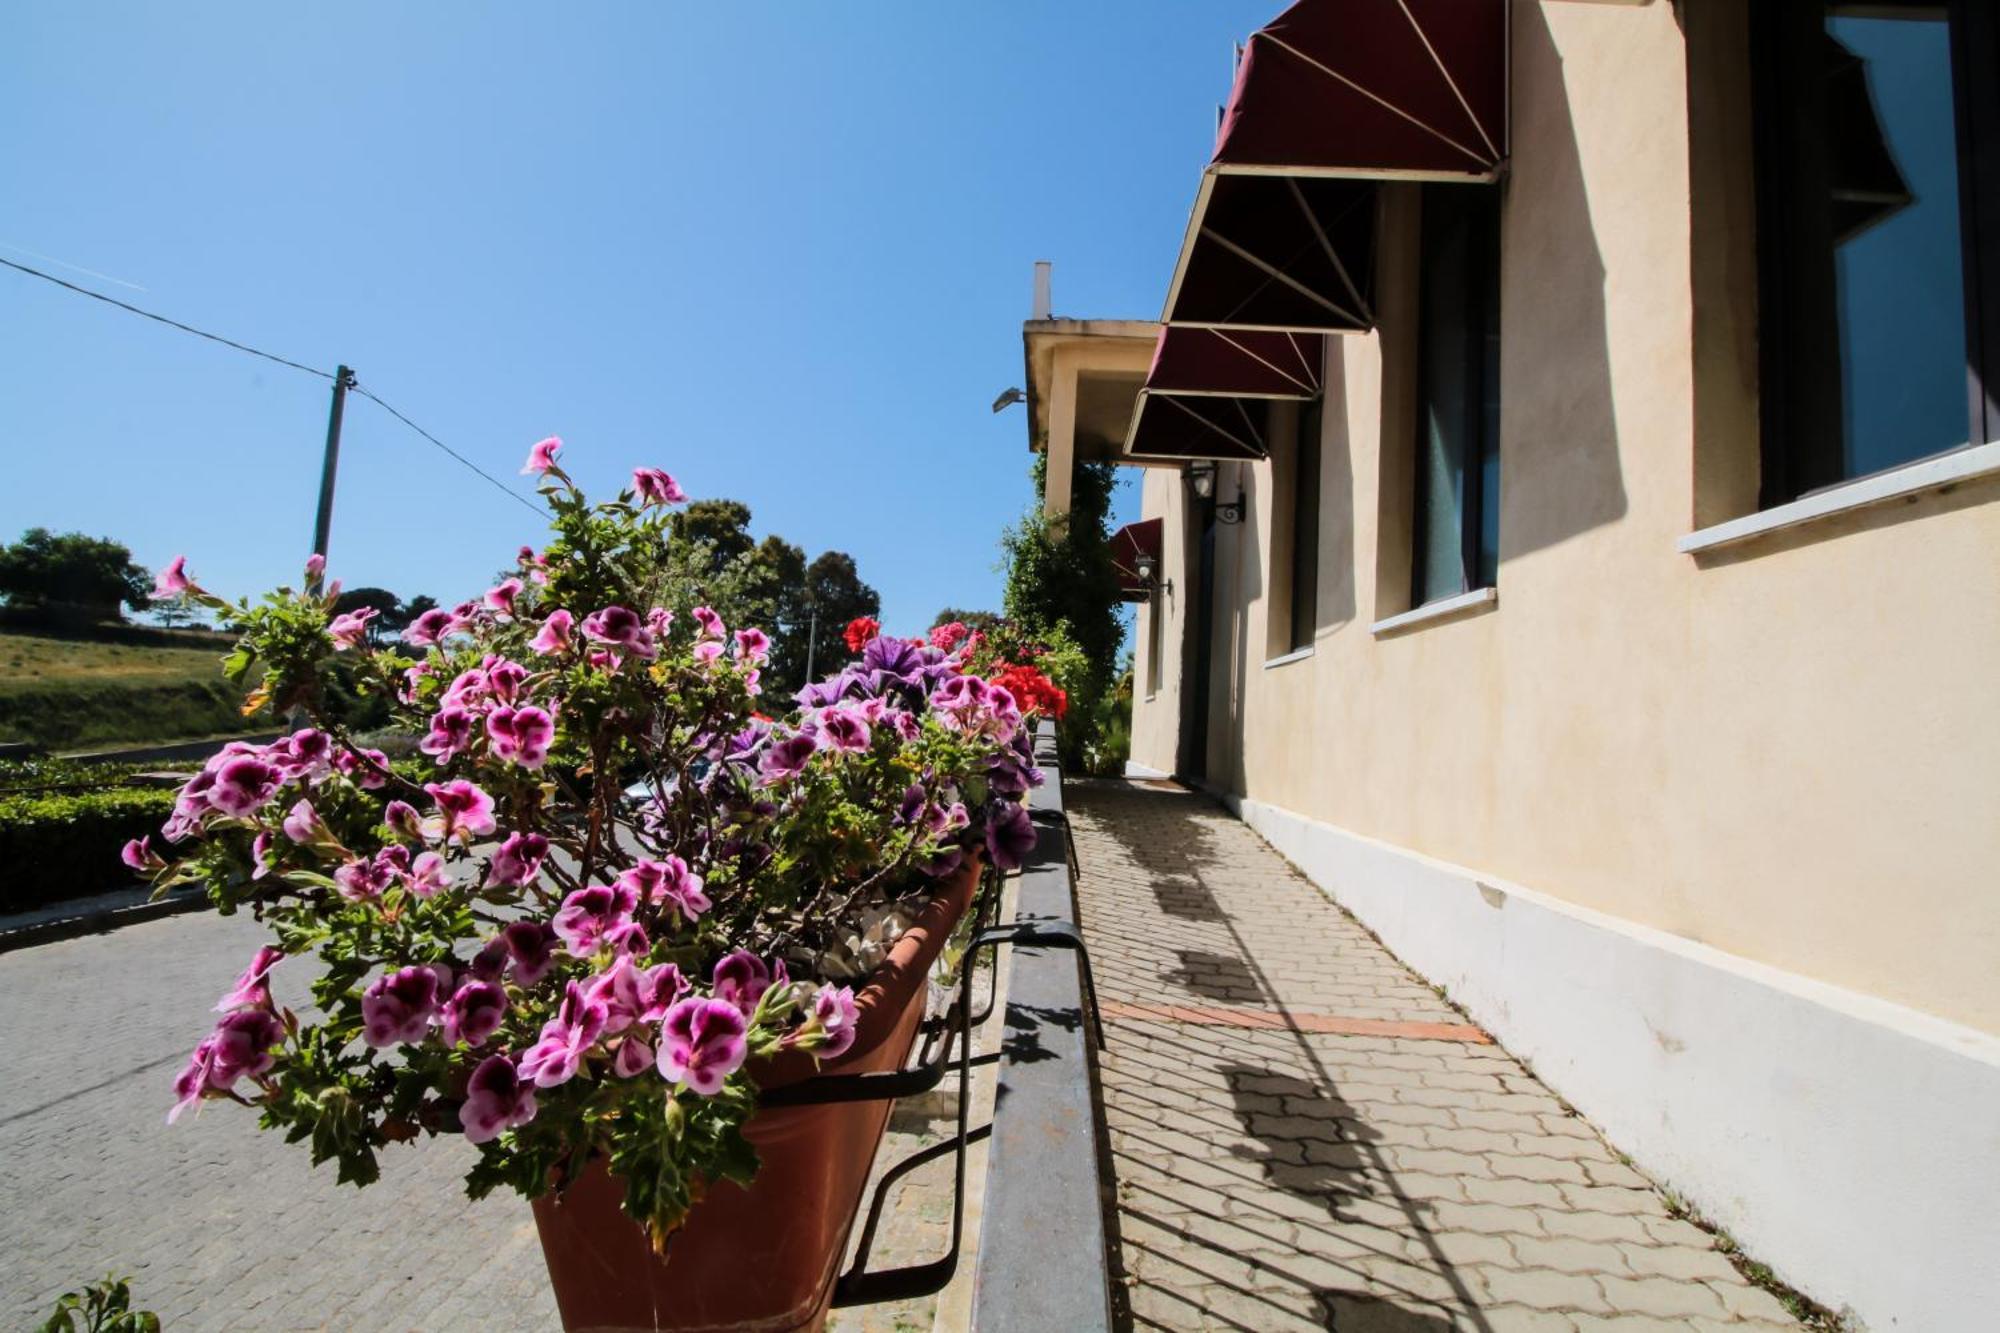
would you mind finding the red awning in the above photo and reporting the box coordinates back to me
[1162,0,1508,334]
[1110,518,1164,602]
[1127,328,1322,461]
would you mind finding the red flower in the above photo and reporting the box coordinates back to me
[843,617,880,653]
[994,663,1068,720]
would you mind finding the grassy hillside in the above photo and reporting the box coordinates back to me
[0,631,256,751]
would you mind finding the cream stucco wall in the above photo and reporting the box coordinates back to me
[1127,0,2000,1035]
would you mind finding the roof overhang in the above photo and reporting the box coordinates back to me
[1125,328,1323,462]
[1162,0,1510,335]
[1021,319,1161,463]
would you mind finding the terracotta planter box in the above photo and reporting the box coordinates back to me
[531,855,982,1333]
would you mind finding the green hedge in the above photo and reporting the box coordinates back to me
[0,677,251,751]
[0,786,176,911]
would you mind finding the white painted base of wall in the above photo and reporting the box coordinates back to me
[1229,794,2000,1333]
[1122,760,1173,780]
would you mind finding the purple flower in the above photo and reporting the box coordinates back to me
[152,555,191,599]
[632,467,687,506]
[329,607,375,648]
[441,980,508,1047]
[580,605,657,660]
[819,707,872,753]
[808,985,861,1060]
[502,921,560,985]
[984,799,1036,872]
[383,800,424,842]
[207,757,282,818]
[424,780,497,842]
[487,704,556,769]
[712,950,773,1017]
[656,997,749,1095]
[551,883,638,956]
[405,850,451,897]
[419,706,477,763]
[521,435,563,475]
[519,981,609,1087]
[361,965,448,1047]
[459,1054,538,1143]
[214,945,285,1012]
[405,608,456,647]
[280,799,323,844]
[484,577,524,615]
[758,731,819,785]
[529,609,574,656]
[486,831,549,888]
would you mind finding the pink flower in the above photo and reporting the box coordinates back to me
[646,606,673,638]
[693,640,724,666]
[458,1054,538,1143]
[484,658,528,703]
[250,830,274,878]
[328,607,375,648]
[613,1036,655,1078]
[424,780,497,842]
[819,708,872,753]
[930,621,969,652]
[486,831,549,887]
[580,605,657,661]
[441,980,508,1047]
[207,757,282,818]
[734,627,770,663]
[280,799,324,844]
[168,1008,284,1124]
[419,706,477,764]
[121,835,162,874]
[383,800,423,842]
[484,578,524,616]
[487,705,556,769]
[405,850,451,897]
[522,436,563,475]
[305,552,326,580]
[631,467,688,506]
[361,965,448,1048]
[529,609,574,656]
[806,984,861,1060]
[615,856,710,923]
[501,921,561,985]
[278,729,335,782]
[656,997,749,1096]
[519,981,609,1087]
[585,956,687,1034]
[551,883,638,956]
[333,746,391,790]
[152,555,191,599]
[691,605,725,641]
[334,855,394,902]
[214,945,285,1012]
[759,731,819,784]
[712,950,773,1017]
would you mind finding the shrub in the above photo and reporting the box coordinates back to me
[0,786,175,911]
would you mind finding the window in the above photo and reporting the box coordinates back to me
[1413,183,1502,606]
[1752,2,2000,505]
[1287,400,1322,653]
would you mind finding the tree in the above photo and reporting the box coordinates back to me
[669,500,758,568]
[930,608,1004,634]
[803,551,881,669]
[0,527,152,621]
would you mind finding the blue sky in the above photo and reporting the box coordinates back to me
[0,2,1276,632]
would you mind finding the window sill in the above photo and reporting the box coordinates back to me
[1678,440,2000,555]
[1370,586,1497,636]
[1262,645,1315,670]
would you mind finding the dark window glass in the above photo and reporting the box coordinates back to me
[1289,400,1321,652]
[1413,184,1502,606]
[1755,2,1985,501]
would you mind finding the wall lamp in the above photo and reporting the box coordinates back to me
[991,387,1026,413]
[1186,462,1245,524]
[1134,551,1171,601]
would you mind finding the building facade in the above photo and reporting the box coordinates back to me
[1027,3,2000,1328]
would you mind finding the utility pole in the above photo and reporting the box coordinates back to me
[803,606,819,684]
[311,365,356,576]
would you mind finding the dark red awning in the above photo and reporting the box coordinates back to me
[1110,518,1164,601]
[1162,0,1508,334]
[1126,327,1323,461]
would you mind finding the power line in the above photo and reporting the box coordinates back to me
[1,252,545,521]
[351,383,546,518]
[0,254,333,380]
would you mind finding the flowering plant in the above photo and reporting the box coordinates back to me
[139,441,1042,1245]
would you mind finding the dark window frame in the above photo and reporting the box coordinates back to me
[1411,183,1503,606]
[1288,398,1323,653]
[1751,0,2000,507]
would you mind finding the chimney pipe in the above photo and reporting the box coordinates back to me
[1031,260,1052,321]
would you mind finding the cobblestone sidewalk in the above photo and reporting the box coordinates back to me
[1070,780,1801,1333]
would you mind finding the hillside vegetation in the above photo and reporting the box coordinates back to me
[0,631,254,751]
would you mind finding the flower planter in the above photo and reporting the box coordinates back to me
[531,854,982,1333]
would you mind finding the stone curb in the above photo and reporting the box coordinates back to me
[0,885,210,954]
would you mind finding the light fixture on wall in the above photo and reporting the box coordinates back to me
[1134,551,1171,601]
[1185,461,1217,499]
[991,387,1026,413]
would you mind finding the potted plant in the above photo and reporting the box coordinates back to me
[136,440,1049,1332]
